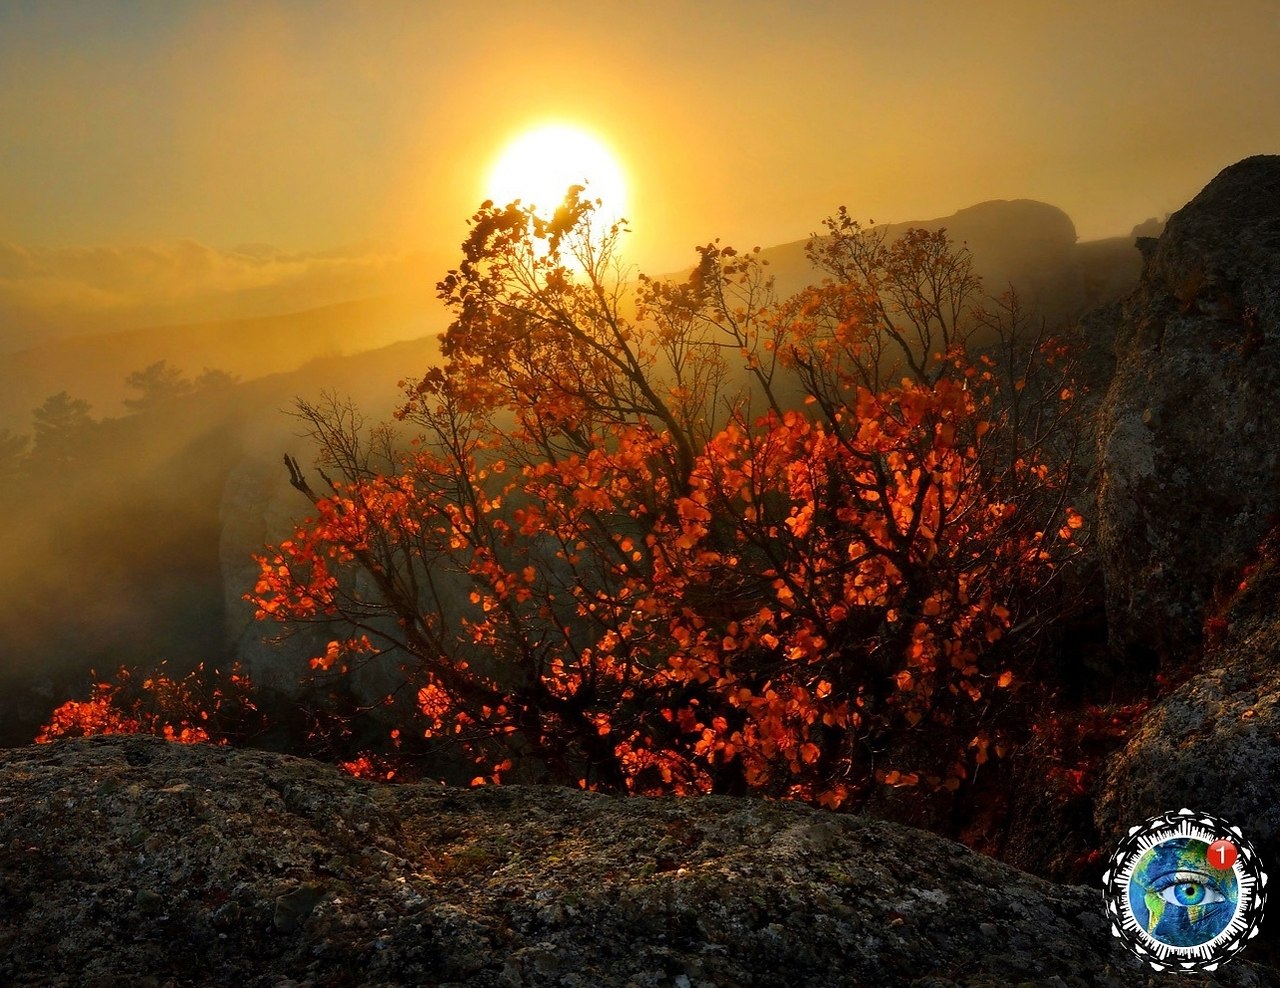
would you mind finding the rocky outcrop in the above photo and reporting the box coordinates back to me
[2,736,1274,988]
[1096,155,1280,669]
[1093,158,1280,965]
[757,198,1141,333]
[1094,652,1280,876]
[1095,539,1280,968]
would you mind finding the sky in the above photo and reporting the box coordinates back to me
[2,0,1279,337]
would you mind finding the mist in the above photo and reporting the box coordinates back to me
[0,240,445,353]
[0,190,1153,747]
[0,327,442,746]
[0,0,1267,767]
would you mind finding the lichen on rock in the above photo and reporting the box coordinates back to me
[1,736,1276,987]
[1095,538,1280,970]
[1096,155,1280,671]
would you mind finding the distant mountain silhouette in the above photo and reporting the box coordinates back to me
[0,291,443,428]
[704,199,1138,332]
[0,200,1145,437]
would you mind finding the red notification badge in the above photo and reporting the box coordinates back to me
[1208,838,1238,870]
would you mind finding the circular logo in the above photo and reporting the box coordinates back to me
[1103,808,1268,972]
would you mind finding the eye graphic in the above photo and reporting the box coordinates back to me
[1129,840,1238,947]
[1103,809,1268,973]
[1151,872,1227,910]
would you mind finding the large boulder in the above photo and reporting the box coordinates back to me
[2,736,1275,987]
[1095,538,1280,968]
[1094,651,1280,869]
[758,198,1143,333]
[1096,155,1280,670]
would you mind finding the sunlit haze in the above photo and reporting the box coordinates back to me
[1,1,1278,342]
[6,6,1280,947]
[487,124,628,224]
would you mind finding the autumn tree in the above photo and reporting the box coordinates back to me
[252,188,1085,806]
[36,661,260,746]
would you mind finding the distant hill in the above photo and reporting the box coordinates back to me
[0,328,446,749]
[0,290,445,428]
[0,200,1147,436]
[748,199,1143,329]
[0,239,446,354]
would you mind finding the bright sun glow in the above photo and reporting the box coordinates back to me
[487,124,628,223]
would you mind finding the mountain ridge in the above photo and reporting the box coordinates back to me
[0,290,443,426]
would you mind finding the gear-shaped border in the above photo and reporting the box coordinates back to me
[1102,807,1268,973]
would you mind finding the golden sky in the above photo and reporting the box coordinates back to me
[2,0,1279,328]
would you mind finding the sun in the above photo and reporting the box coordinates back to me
[486,124,627,223]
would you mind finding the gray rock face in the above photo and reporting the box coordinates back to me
[1095,547,1280,968]
[1094,656,1280,861]
[1,737,1275,988]
[1096,155,1280,669]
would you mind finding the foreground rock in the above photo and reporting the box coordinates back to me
[1094,645,1280,867]
[1096,155,1280,669]
[1096,541,1280,968]
[1,738,1276,987]
[1094,653,1280,971]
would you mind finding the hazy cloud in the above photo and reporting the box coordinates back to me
[0,239,444,352]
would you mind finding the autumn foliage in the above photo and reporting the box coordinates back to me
[36,662,259,746]
[250,189,1086,807]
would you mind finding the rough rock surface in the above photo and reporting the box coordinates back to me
[1,737,1276,988]
[1095,543,1280,967]
[1094,645,1280,858]
[1095,155,1280,669]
